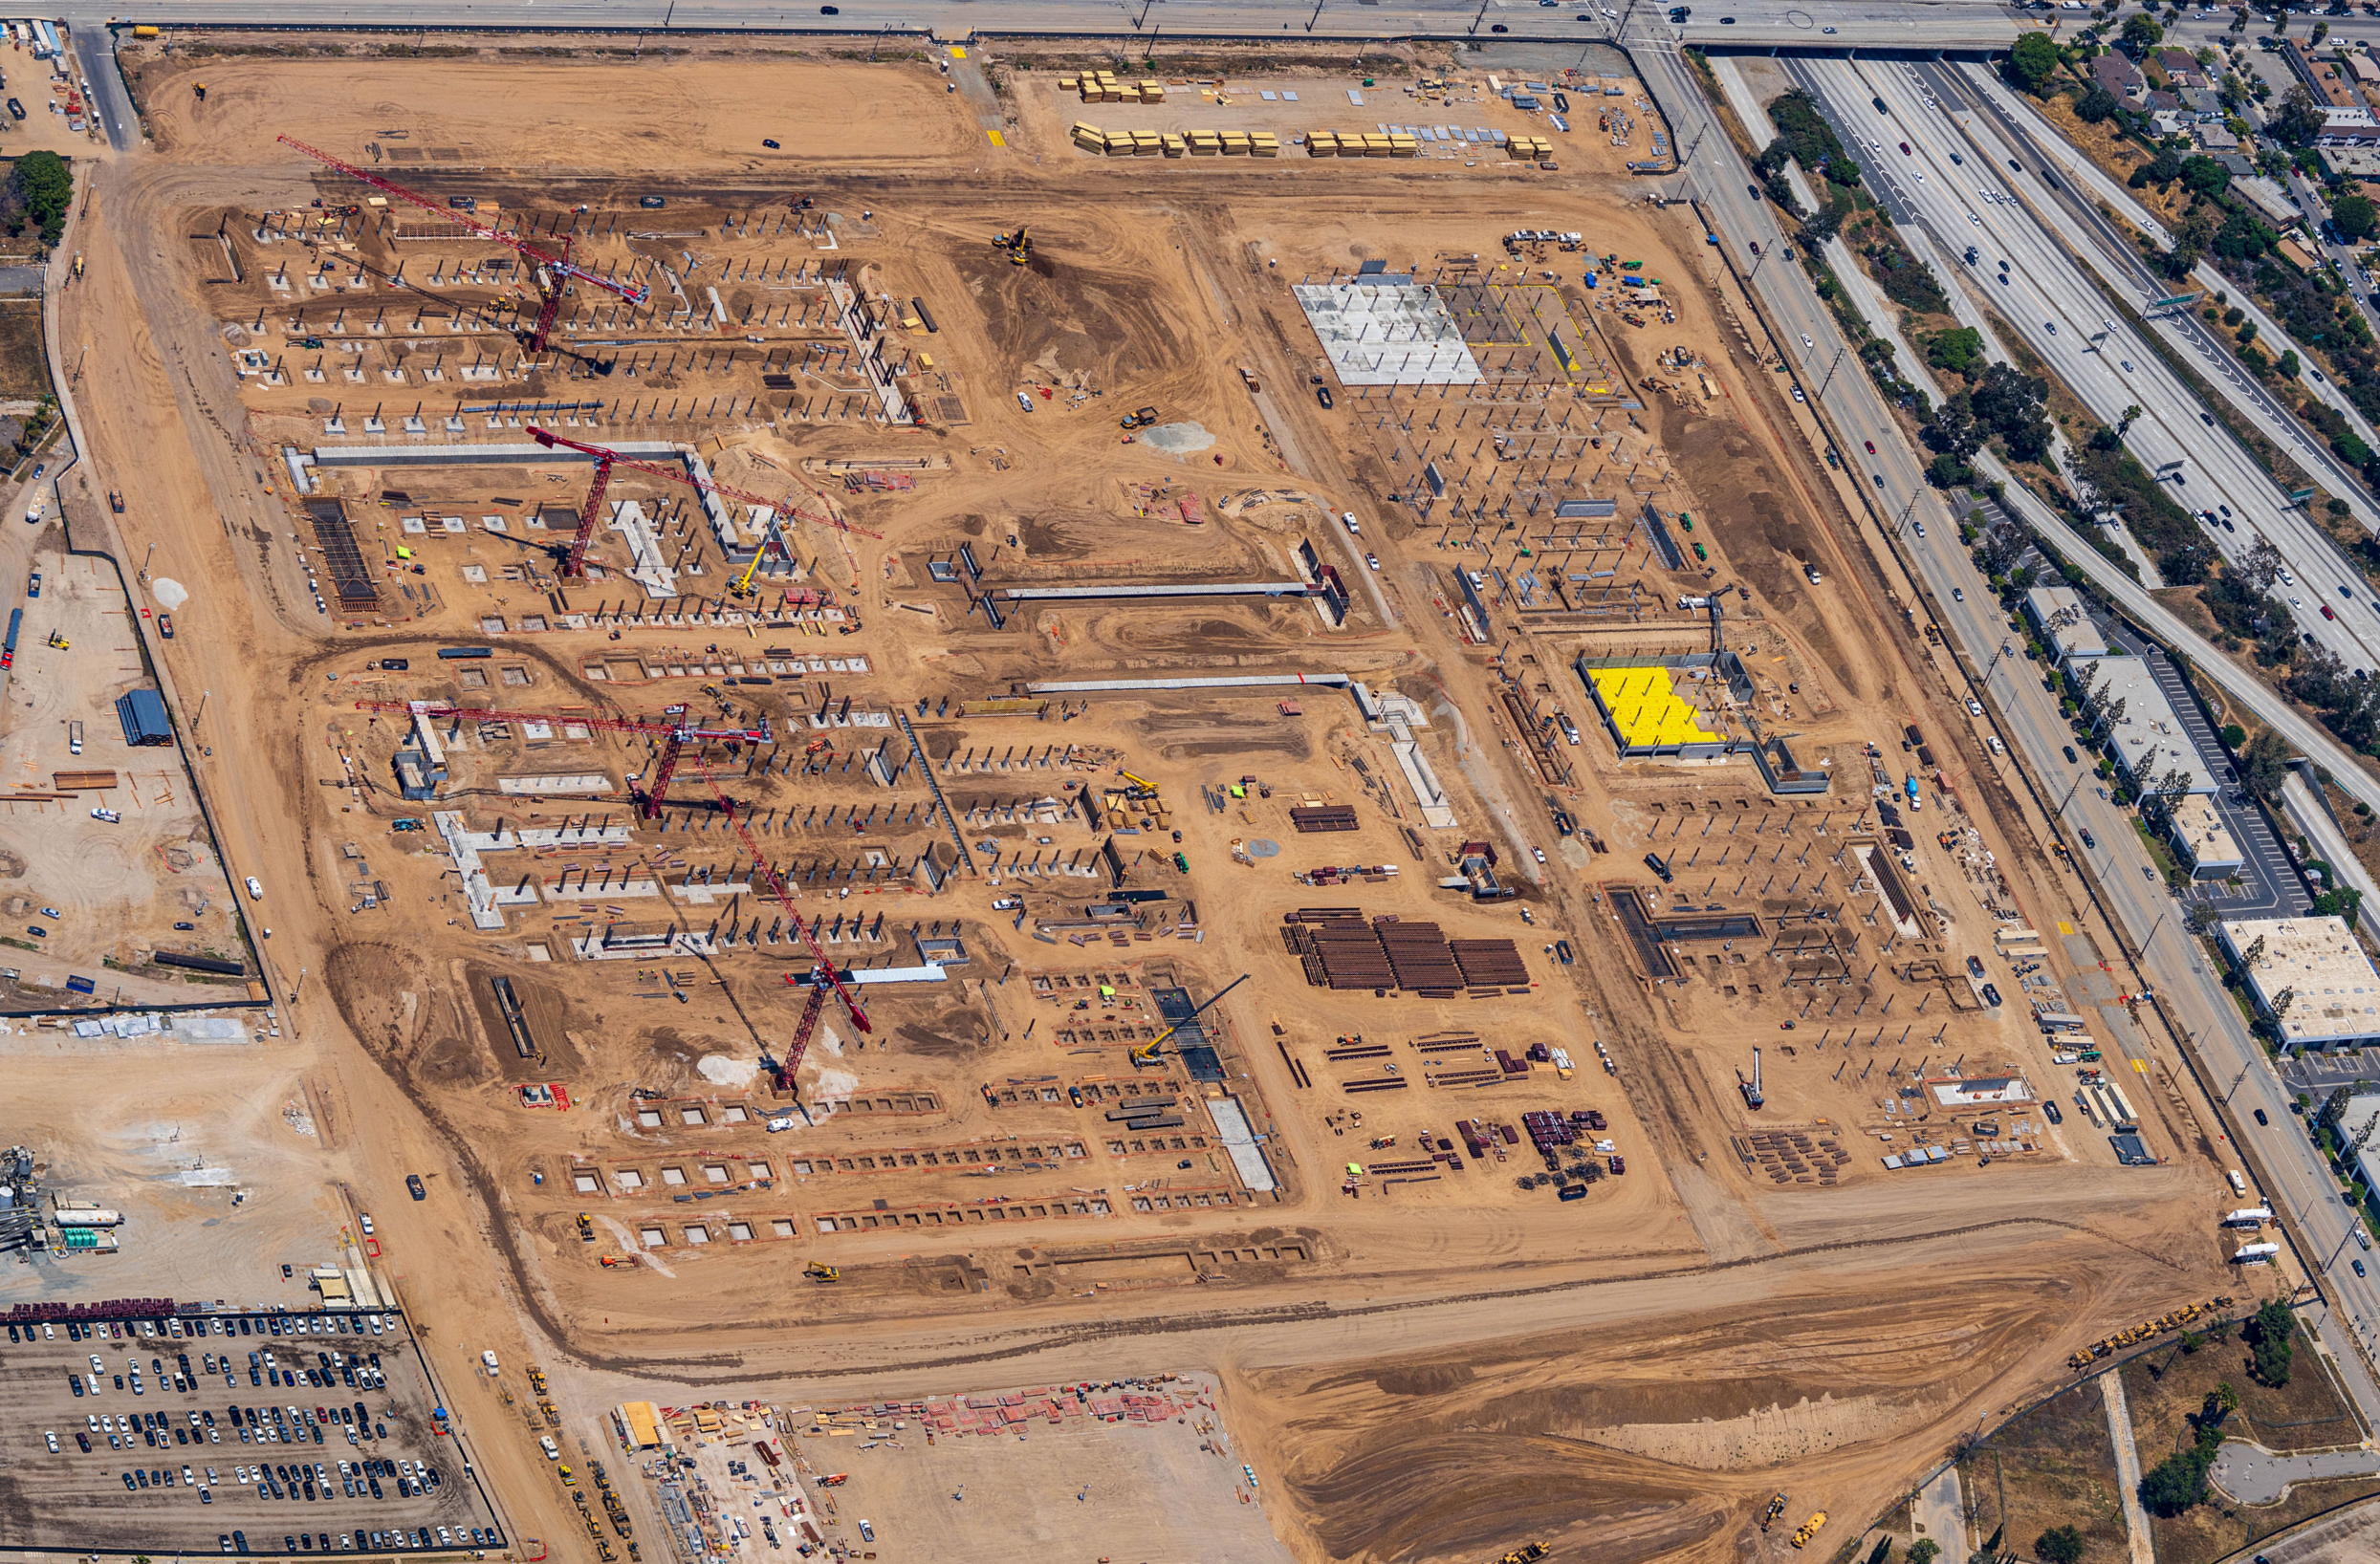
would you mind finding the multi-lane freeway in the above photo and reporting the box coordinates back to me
[1788,54,2380,677]
[1620,11,2380,1409]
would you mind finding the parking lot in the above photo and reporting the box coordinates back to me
[0,1308,502,1556]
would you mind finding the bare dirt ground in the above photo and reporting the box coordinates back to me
[8,31,2265,1564]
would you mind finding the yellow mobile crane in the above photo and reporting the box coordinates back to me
[1129,973,1252,1067]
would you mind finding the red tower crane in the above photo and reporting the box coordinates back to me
[527,424,879,580]
[357,698,873,1041]
[276,134,649,350]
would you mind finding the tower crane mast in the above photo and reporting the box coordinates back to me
[527,424,878,580]
[355,698,872,1036]
[275,134,648,349]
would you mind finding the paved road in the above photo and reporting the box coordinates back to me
[1787,55,2380,678]
[65,0,2027,50]
[1914,1463,1970,1564]
[1623,5,2380,1421]
[2211,1439,2380,1507]
[2103,1368,2155,1564]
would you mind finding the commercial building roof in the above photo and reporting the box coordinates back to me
[1585,664,1723,749]
[2169,794,2243,876]
[2023,587,2108,663]
[2218,916,2380,1050]
[2074,656,2216,795]
[2337,1094,2380,1191]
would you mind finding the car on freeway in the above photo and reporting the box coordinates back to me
[1899,141,1911,154]
[1952,586,1965,602]
[2202,411,2216,425]
[2120,359,2134,372]
[1873,96,1889,113]
[1865,440,1876,454]
[1950,151,1964,164]
[2325,604,2337,619]
[1874,472,1885,488]
[2219,504,2232,519]
[1912,520,1926,537]
[1823,22,1837,31]
[1801,334,1814,348]
[2079,828,2096,849]
[2358,1258,2370,1278]
[2045,321,2057,334]
[2253,1106,2270,1126]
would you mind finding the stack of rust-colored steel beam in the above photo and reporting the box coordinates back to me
[1289,804,1360,834]
[1451,939,1530,988]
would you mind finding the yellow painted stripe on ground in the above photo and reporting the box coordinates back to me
[2057,921,2074,935]
[987,130,1006,146]
[950,45,967,57]
[2134,1058,2148,1073]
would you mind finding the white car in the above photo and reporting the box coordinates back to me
[1966,698,1984,716]
[44,1431,57,1453]
[1531,846,1547,865]
[1341,510,1361,535]
[1365,553,1381,571]
[1801,333,1814,348]
[358,1213,373,1237]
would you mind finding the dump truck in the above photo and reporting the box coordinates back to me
[1789,1513,1826,1549]
[1121,405,1159,429]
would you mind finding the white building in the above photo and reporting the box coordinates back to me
[2168,794,2243,879]
[2075,656,2216,796]
[2024,587,2108,666]
[2218,915,2380,1052]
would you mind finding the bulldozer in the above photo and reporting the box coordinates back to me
[993,225,1032,266]
[805,1261,842,1283]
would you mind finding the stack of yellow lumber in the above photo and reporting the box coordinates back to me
[1305,131,1417,158]
[1067,70,1165,103]
[1506,135,1553,160]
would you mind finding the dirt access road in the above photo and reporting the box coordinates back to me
[38,36,2259,1564]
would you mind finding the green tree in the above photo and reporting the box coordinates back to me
[2123,11,2165,50]
[2036,1525,2085,1564]
[2271,83,2328,148]
[2249,1297,2297,1385]
[2140,1449,2212,1515]
[2079,84,2123,122]
[2220,723,2247,749]
[2182,155,2232,197]
[1908,1541,1941,1564]
[2239,728,2295,801]
[2011,31,2062,93]
[2335,190,2378,242]
[5,150,70,248]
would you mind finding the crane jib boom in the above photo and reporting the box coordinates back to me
[275,134,649,307]
[527,425,882,542]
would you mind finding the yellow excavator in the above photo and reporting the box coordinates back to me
[1129,973,1251,1067]
[804,1261,841,1283]
[994,225,1031,266]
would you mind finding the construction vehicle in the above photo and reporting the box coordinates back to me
[528,424,874,580]
[1788,1513,1826,1550]
[1760,1493,1787,1531]
[993,224,1031,266]
[1120,405,1160,429]
[599,1254,624,1267]
[278,136,648,352]
[804,1261,841,1283]
[731,508,799,597]
[1130,972,1252,1066]
[194,82,207,100]
[1497,1546,1549,1564]
[576,1214,595,1242]
[107,489,122,513]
